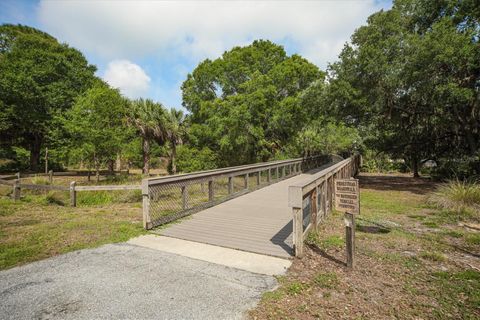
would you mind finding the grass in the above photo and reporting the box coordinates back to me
[0,194,145,270]
[428,180,480,219]
[419,251,446,262]
[251,173,480,320]
[313,272,339,289]
[431,270,480,319]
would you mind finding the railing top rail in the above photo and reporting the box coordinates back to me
[146,155,324,186]
[288,156,355,207]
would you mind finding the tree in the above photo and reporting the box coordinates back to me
[165,108,186,174]
[128,99,167,175]
[323,0,480,177]
[182,40,324,166]
[64,82,130,181]
[0,24,96,170]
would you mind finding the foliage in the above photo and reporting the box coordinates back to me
[0,24,97,170]
[323,0,480,177]
[182,40,325,166]
[128,99,167,174]
[63,82,131,173]
[176,145,217,173]
[285,120,360,157]
[165,108,187,174]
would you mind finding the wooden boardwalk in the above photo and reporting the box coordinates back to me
[157,171,321,258]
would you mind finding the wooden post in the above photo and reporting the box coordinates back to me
[181,185,188,209]
[70,181,76,207]
[276,167,279,179]
[282,166,286,178]
[142,179,152,229]
[208,180,214,202]
[16,172,20,179]
[267,168,271,183]
[256,171,261,185]
[87,170,91,182]
[12,179,21,201]
[345,212,355,268]
[48,170,53,184]
[293,207,304,257]
[228,176,233,194]
[244,173,249,190]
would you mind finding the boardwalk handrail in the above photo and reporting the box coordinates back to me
[142,154,331,229]
[288,154,361,257]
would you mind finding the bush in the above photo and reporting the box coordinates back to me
[430,156,480,181]
[428,180,480,217]
[361,150,407,173]
[176,146,217,173]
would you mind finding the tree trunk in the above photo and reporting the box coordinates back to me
[29,135,42,171]
[412,154,420,178]
[116,153,122,171]
[169,143,177,175]
[94,155,100,183]
[142,137,150,175]
[108,159,115,173]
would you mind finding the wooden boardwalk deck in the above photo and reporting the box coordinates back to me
[156,171,321,258]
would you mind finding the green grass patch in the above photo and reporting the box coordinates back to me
[0,198,144,270]
[313,272,339,289]
[431,270,480,319]
[306,232,344,249]
[262,290,285,302]
[419,251,446,262]
[285,281,309,295]
[465,233,480,245]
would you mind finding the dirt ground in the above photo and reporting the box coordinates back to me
[250,173,480,320]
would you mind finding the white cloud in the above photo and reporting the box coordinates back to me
[103,60,150,98]
[37,0,386,68]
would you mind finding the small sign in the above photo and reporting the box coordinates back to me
[335,179,359,214]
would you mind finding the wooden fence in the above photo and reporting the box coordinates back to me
[288,154,361,257]
[0,177,140,207]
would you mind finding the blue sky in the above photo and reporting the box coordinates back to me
[1,0,392,110]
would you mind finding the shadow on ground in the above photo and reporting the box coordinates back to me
[359,174,437,195]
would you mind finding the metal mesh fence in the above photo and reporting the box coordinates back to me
[145,155,332,228]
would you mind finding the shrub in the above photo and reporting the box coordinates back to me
[428,180,480,215]
[176,146,217,173]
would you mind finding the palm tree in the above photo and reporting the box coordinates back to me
[128,99,166,175]
[165,108,186,174]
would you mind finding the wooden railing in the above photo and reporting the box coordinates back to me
[0,178,140,207]
[288,154,361,257]
[142,155,331,229]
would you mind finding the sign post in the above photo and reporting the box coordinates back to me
[335,178,360,268]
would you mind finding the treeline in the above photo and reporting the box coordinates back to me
[0,25,357,175]
[322,0,480,178]
[1,0,478,178]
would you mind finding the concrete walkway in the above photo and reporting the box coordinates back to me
[158,171,321,258]
[0,242,278,320]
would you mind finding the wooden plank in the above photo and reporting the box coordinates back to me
[18,183,68,191]
[75,185,141,191]
[0,179,14,186]
[158,160,343,258]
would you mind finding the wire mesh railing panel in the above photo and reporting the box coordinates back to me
[145,154,331,228]
[232,175,247,193]
[213,176,229,200]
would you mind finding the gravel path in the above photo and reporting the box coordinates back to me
[0,243,276,319]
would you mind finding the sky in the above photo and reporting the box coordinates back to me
[0,0,392,109]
